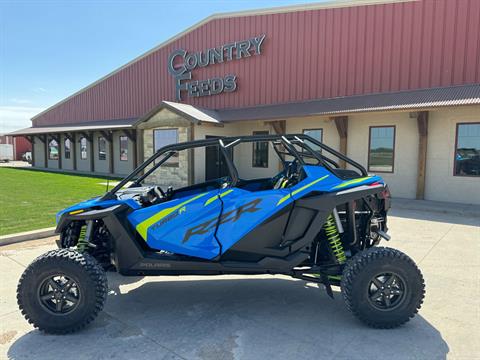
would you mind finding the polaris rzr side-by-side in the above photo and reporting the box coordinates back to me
[17,134,425,333]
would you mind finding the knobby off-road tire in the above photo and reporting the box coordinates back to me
[341,247,425,329]
[17,248,108,334]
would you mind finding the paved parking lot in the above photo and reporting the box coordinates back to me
[1,199,479,360]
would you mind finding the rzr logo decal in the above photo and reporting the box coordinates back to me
[182,198,262,243]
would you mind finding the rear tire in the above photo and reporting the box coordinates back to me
[341,247,425,328]
[17,249,108,334]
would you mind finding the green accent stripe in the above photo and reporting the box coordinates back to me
[204,189,234,206]
[136,192,209,240]
[332,176,372,189]
[276,175,330,206]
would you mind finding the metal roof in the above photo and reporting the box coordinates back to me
[216,84,480,122]
[8,118,137,136]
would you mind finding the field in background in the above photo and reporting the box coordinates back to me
[0,168,110,236]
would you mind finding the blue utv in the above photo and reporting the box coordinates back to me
[17,134,425,333]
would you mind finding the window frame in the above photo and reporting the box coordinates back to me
[302,128,323,155]
[252,130,270,168]
[48,138,59,161]
[64,138,71,159]
[119,135,129,162]
[80,137,88,160]
[453,122,480,178]
[153,128,179,167]
[98,136,107,161]
[302,128,323,142]
[367,125,396,174]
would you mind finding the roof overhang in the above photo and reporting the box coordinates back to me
[217,84,480,122]
[7,118,137,137]
[9,84,480,137]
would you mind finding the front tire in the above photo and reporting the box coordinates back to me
[17,249,108,334]
[341,247,425,328]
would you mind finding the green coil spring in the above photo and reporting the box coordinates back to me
[76,226,88,252]
[323,214,347,264]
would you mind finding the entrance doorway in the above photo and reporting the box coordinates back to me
[205,136,233,181]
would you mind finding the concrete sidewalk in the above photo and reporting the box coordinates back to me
[0,202,479,359]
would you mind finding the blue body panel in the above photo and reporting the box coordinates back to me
[127,190,223,259]
[57,165,384,260]
[215,187,291,255]
[55,197,140,224]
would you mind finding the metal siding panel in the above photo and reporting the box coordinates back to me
[306,10,315,99]
[344,7,355,96]
[452,0,469,84]
[390,2,403,91]
[419,0,433,88]
[371,5,383,93]
[338,8,349,96]
[439,0,456,86]
[381,3,394,92]
[316,9,327,98]
[363,6,374,94]
[399,2,413,90]
[330,9,340,97]
[34,0,480,126]
[354,6,366,94]
[465,0,480,82]
[296,11,305,101]
[409,1,423,89]
[324,9,333,97]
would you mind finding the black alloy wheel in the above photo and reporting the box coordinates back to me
[341,247,425,329]
[38,274,81,315]
[17,249,107,334]
[367,272,406,311]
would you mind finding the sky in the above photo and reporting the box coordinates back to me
[0,0,325,133]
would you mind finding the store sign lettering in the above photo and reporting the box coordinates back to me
[167,34,266,100]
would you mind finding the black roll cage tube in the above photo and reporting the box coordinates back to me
[101,134,367,200]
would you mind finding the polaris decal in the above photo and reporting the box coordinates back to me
[183,198,262,243]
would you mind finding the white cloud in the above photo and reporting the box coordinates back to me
[0,106,45,134]
[9,98,32,104]
[32,87,47,93]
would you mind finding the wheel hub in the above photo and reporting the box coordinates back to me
[367,272,406,311]
[38,274,81,315]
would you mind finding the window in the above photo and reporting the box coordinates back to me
[64,138,71,159]
[80,137,87,160]
[303,128,323,151]
[368,126,395,173]
[48,139,58,160]
[154,129,178,166]
[252,131,269,168]
[98,137,107,160]
[120,136,128,161]
[454,123,480,177]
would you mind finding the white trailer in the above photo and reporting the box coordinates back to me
[0,144,14,162]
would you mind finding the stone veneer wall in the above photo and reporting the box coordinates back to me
[143,126,190,188]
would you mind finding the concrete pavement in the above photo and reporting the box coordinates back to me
[1,200,479,359]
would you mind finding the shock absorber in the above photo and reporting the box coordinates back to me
[77,221,94,253]
[323,213,347,264]
[76,226,87,252]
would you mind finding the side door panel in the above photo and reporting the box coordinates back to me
[127,190,222,259]
[213,188,292,254]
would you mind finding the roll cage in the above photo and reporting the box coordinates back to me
[102,134,368,200]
